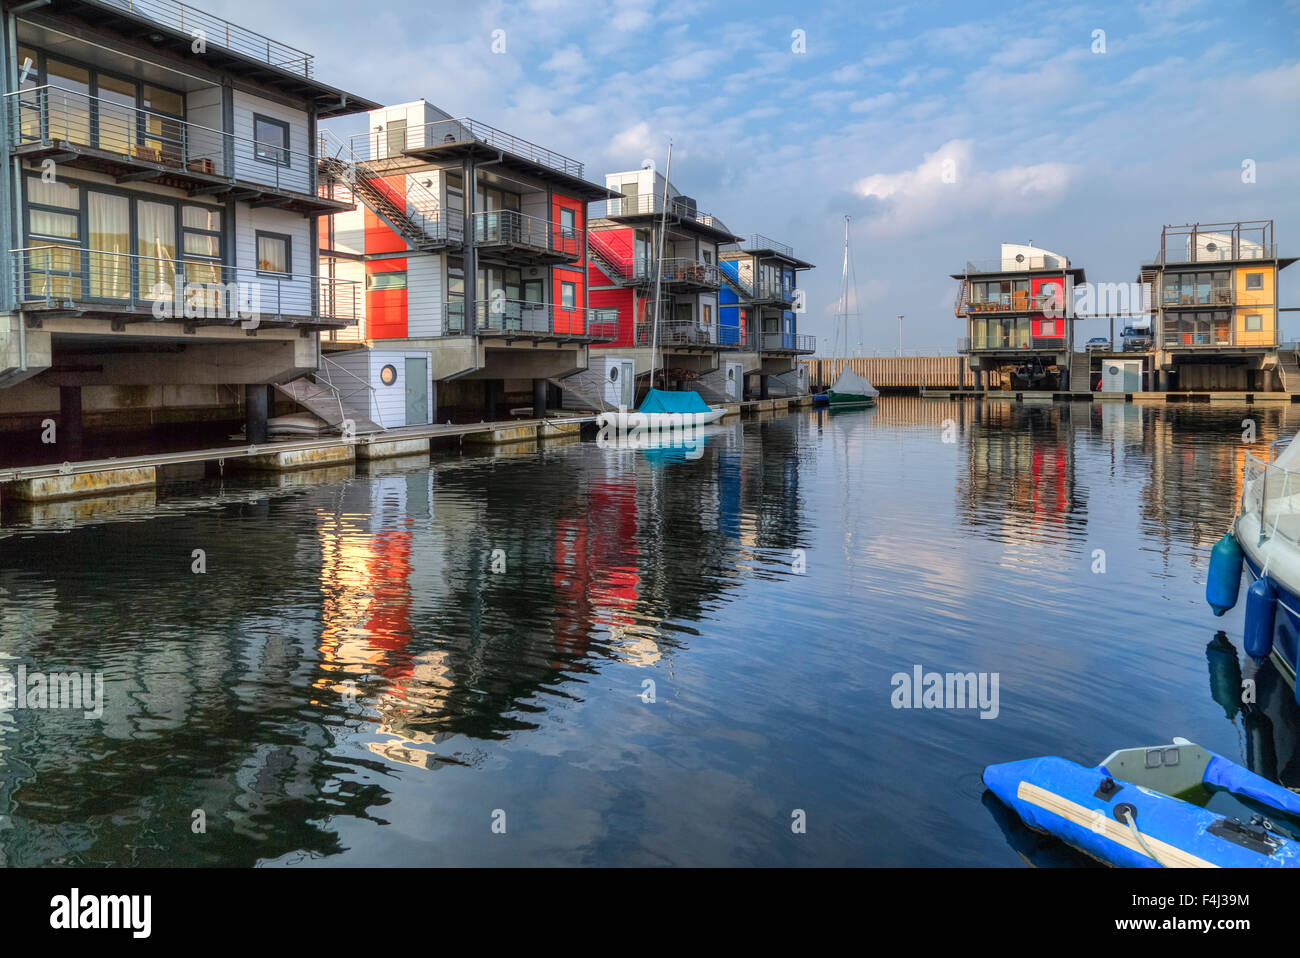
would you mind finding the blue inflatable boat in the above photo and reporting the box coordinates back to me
[984,739,1300,867]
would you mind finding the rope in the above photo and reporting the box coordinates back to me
[1118,807,1167,867]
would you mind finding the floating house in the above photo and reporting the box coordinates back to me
[953,244,1087,391]
[317,100,620,423]
[1140,221,1295,392]
[0,0,376,448]
[718,234,816,398]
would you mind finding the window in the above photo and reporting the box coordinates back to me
[561,281,577,309]
[256,232,291,275]
[1246,314,1263,331]
[560,207,576,239]
[253,114,290,166]
[367,271,407,290]
[1246,273,1263,290]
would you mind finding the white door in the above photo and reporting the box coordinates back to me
[725,362,742,400]
[605,361,635,408]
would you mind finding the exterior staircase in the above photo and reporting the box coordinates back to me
[1067,351,1093,392]
[587,232,642,286]
[318,132,453,251]
[274,358,384,434]
[550,374,617,413]
[1278,349,1300,393]
[717,260,753,298]
[688,380,732,404]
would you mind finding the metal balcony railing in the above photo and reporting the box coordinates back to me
[634,321,721,347]
[12,245,360,324]
[957,336,972,353]
[658,257,718,287]
[349,117,583,176]
[959,291,1061,315]
[441,298,617,339]
[471,210,582,259]
[723,233,794,258]
[9,85,320,196]
[761,333,816,352]
[959,255,1069,274]
[592,194,726,228]
[95,0,315,77]
[752,280,795,303]
[1161,324,1236,348]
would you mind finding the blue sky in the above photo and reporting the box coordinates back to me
[215,0,1299,352]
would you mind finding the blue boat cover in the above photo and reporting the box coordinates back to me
[638,388,711,414]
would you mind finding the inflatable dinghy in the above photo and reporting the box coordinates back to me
[984,739,1300,867]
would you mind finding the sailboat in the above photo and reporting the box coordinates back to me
[823,215,878,409]
[617,140,725,429]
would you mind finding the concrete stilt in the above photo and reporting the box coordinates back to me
[245,384,268,444]
[59,385,83,458]
[484,380,498,420]
[759,375,770,400]
[533,378,548,419]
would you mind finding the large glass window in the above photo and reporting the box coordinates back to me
[137,199,176,300]
[88,192,130,299]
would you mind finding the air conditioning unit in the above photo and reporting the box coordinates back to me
[673,195,697,217]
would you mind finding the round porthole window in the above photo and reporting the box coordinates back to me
[380,364,398,386]
[609,366,619,382]
[727,368,735,381]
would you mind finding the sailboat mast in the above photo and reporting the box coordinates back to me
[836,215,850,363]
[650,142,672,389]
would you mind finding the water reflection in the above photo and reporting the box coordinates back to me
[1,399,1299,865]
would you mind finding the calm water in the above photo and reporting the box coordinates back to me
[1,397,1298,867]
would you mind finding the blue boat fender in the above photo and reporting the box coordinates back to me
[1244,576,1277,660]
[1207,532,1244,616]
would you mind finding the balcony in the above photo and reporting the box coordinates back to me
[7,86,344,214]
[441,298,617,341]
[1150,221,1277,265]
[957,291,1061,316]
[761,333,815,354]
[12,244,360,328]
[658,258,718,289]
[958,255,1069,274]
[724,233,795,258]
[1161,320,1237,349]
[85,0,315,77]
[634,321,727,348]
[471,210,582,264]
[592,195,733,234]
[750,280,795,305]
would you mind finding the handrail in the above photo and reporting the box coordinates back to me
[318,128,452,243]
[320,355,384,430]
[11,244,360,323]
[93,0,314,76]
[441,298,617,340]
[9,84,321,195]
[348,116,583,176]
[471,208,582,257]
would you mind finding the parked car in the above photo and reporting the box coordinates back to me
[1121,324,1153,352]
[1085,336,1111,352]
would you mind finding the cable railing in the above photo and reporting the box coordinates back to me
[12,244,360,324]
[592,194,724,227]
[762,333,816,352]
[471,209,582,258]
[658,257,718,287]
[318,130,454,244]
[634,320,722,347]
[960,255,1070,274]
[441,298,617,339]
[94,0,314,76]
[723,233,794,258]
[349,117,583,176]
[9,85,319,196]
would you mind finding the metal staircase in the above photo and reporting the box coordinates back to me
[318,132,454,251]
[717,260,753,298]
[1278,348,1300,393]
[954,280,970,317]
[1067,351,1093,391]
[274,356,384,434]
[587,232,642,286]
[549,377,617,412]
